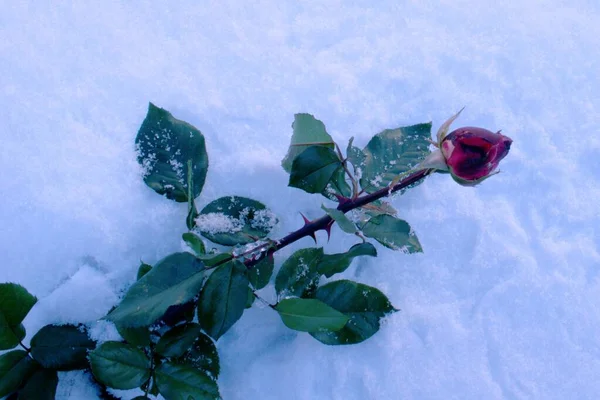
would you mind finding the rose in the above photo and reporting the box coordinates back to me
[441,126,512,185]
[419,109,513,186]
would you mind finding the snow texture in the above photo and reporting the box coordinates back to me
[1,1,599,399]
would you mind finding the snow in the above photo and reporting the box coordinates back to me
[195,212,246,235]
[1,1,599,399]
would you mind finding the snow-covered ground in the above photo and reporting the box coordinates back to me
[2,1,599,399]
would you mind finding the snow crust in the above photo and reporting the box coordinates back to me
[1,1,599,399]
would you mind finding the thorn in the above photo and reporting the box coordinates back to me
[300,213,317,243]
[333,194,352,206]
[300,212,311,226]
[323,220,334,242]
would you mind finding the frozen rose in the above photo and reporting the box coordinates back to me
[418,109,513,186]
[441,126,512,185]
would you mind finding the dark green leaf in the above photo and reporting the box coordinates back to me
[18,368,58,400]
[155,362,220,400]
[156,323,202,358]
[282,113,335,173]
[161,300,197,327]
[289,146,342,194]
[0,284,37,326]
[141,379,160,397]
[361,214,422,252]
[198,261,249,340]
[317,243,377,278]
[0,350,38,398]
[135,103,209,202]
[136,262,152,281]
[310,280,397,345]
[0,316,25,351]
[275,248,324,297]
[131,397,150,400]
[30,324,95,371]
[88,342,151,390]
[321,205,357,234]
[116,325,151,347]
[0,284,37,351]
[247,254,274,290]
[106,252,205,327]
[177,332,220,380]
[275,298,349,333]
[183,232,206,256]
[197,196,277,246]
[359,123,432,193]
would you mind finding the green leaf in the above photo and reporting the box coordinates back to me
[182,232,206,256]
[116,325,151,347]
[136,262,152,281]
[275,248,324,297]
[317,243,377,278]
[359,123,432,193]
[247,254,274,290]
[0,350,38,398]
[135,102,209,202]
[321,205,357,234]
[275,298,349,333]
[361,214,422,252]
[197,196,278,246]
[186,160,200,230]
[282,113,335,173]
[323,165,352,200]
[156,323,202,358]
[289,146,342,194]
[310,280,397,345]
[360,200,398,217]
[88,341,151,390]
[187,200,199,230]
[106,252,205,327]
[0,284,37,351]
[18,368,58,400]
[346,137,366,176]
[155,362,220,400]
[245,287,255,309]
[195,252,232,267]
[198,261,249,340]
[30,324,95,371]
[176,332,220,380]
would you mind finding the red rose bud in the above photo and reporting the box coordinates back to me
[441,127,512,185]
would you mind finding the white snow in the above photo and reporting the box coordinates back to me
[2,1,600,399]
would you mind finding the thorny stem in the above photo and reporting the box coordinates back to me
[206,168,434,270]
